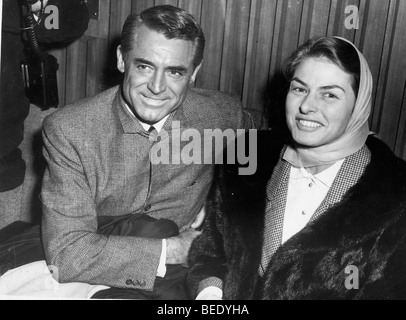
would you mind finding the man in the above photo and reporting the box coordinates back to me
[41,5,256,299]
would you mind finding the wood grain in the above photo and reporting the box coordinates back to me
[48,0,406,159]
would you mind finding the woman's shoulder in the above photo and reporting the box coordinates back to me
[366,135,406,172]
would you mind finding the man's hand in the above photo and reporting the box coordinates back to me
[31,0,49,13]
[166,227,202,265]
[166,205,206,265]
[191,205,206,230]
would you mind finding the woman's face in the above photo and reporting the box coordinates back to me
[286,57,357,148]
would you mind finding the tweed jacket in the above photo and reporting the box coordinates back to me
[41,85,254,291]
[187,131,406,299]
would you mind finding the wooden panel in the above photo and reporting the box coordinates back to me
[65,39,87,105]
[298,0,331,43]
[178,0,202,23]
[195,0,226,90]
[269,0,304,76]
[377,0,406,150]
[355,0,390,130]
[84,0,110,39]
[86,38,109,97]
[242,0,277,110]
[132,0,155,14]
[327,0,359,41]
[371,0,398,133]
[48,48,67,107]
[220,0,252,97]
[109,0,132,45]
[51,0,406,160]
[154,0,179,6]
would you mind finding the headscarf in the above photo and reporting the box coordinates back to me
[283,36,373,168]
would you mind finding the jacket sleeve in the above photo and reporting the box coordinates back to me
[186,166,228,299]
[40,115,162,291]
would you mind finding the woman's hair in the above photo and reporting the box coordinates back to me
[120,5,205,70]
[283,37,361,97]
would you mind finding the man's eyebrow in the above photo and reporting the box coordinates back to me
[292,77,346,93]
[133,58,189,73]
[133,58,154,66]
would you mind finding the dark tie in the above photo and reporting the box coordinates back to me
[148,125,157,134]
[147,126,157,141]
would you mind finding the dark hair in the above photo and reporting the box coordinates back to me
[283,37,361,97]
[120,5,205,70]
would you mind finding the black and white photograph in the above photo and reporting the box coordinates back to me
[1,0,406,305]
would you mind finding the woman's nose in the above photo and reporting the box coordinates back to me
[299,94,318,114]
[147,71,166,94]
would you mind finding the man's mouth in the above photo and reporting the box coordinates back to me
[141,95,169,107]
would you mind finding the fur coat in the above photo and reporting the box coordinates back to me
[187,131,406,300]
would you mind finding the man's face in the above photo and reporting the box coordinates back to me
[117,26,201,125]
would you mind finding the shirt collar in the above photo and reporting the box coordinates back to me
[123,102,169,133]
[290,159,345,188]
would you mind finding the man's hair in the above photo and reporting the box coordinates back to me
[121,5,205,70]
[283,36,361,98]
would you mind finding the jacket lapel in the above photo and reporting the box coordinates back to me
[311,145,371,223]
[260,153,290,274]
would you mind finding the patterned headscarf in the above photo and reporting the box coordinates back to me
[283,36,373,168]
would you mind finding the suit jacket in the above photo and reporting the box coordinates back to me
[41,85,254,290]
[187,131,406,299]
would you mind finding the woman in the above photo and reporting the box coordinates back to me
[186,36,406,300]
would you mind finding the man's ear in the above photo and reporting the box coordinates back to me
[190,63,202,83]
[117,45,125,73]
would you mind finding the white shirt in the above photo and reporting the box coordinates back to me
[124,103,169,277]
[282,159,344,243]
[124,103,169,133]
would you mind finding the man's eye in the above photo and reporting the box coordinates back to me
[169,70,183,78]
[136,65,152,72]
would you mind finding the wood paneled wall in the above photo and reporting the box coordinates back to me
[50,0,406,159]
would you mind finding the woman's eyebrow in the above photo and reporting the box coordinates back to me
[291,77,306,86]
[320,85,346,93]
[292,78,346,93]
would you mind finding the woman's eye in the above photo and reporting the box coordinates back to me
[324,93,338,99]
[291,86,306,94]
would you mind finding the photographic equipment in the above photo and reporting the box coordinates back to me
[20,0,59,109]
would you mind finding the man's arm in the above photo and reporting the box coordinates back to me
[41,115,162,290]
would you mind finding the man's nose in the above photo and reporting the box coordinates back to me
[147,71,166,95]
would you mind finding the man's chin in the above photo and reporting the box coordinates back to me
[134,110,167,125]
